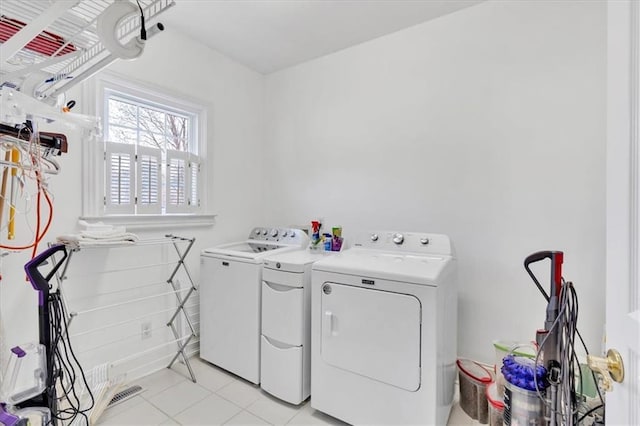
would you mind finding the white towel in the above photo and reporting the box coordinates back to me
[56,232,139,247]
[79,230,139,241]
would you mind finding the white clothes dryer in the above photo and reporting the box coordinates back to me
[310,231,457,425]
[200,227,308,384]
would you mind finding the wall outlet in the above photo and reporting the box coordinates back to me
[141,322,152,340]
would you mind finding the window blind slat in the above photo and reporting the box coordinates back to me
[105,142,135,214]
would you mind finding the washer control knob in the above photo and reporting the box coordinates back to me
[420,238,430,245]
[282,231,288,237]
[262,229,268,236]
[255,228,261,235]
[371,234,379,242]
[290,231,296,238]
[271,229,278,237]
[393,233,404,245]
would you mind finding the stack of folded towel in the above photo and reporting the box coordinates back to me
[57,223,139,247]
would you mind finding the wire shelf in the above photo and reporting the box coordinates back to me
[1,0,175,99]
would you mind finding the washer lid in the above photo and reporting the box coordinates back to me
[312,248,452,286]
[202,241,297,261]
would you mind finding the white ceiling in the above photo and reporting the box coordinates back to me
[160,0,483,74]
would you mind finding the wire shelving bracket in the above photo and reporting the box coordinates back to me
[1,0,175,102]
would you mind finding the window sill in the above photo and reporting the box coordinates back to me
[79,214,217,230]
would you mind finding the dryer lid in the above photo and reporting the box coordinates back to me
[312,248,452,286]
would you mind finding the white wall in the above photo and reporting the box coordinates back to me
[263,0,607,362]
[0,0,607,379]
[0,29,265,377]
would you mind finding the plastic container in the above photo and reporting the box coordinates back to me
[456,358,492,424]
[323,234,332,251]
[577,361,598,398]
[1,343,47,405]
[331,236,343,251]
[12,407,51,426]
[485,382,504,426]
[501,355,547,426]
[493,341,536,395]
[331,227,342,238]
[310,221,321,246]
[503,381,545,426]
[501,355,547,392]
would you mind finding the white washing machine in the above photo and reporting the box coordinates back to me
[260,250,335,404]
[200,227,309,384]
[310,231,457,425]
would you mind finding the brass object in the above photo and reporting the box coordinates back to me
[587,349,625,392]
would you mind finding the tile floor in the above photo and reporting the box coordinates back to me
[96,357,479,426]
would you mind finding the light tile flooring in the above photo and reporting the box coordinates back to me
[96,357,479,426]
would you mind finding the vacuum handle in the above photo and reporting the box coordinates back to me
[24,244,67,292]
[524,251,554,268]
[524,250,564,301]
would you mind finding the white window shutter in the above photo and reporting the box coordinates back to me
[136,146,162,214]
[105,142,135,214]
[188,156,201,212]
[166,150,189,213]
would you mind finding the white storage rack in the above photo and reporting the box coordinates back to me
[50,234,198,382]
[1,0,175,101]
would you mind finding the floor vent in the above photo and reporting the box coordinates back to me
[107,385,143,407]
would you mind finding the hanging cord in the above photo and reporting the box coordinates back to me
[578,403,605,423]
[0,127,55,254]
[136,0,147,40]
[532,279,605,423]
[47,292,94,425]
[30,169,46,259]
[558,281,579,424]
[0,183,53,251]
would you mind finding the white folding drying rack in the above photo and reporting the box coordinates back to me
[1,0,175,103]
[50,234,199,382]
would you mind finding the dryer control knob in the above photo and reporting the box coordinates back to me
[271,229,278,237]
[420,238,430,245]
[371,234,379,242]
[262,229,268,236]
[255,228,261,235]
[290,231,296,238]
[393,233,404,245]
[282,231,288,237]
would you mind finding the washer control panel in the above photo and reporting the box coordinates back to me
[248,227,308,246]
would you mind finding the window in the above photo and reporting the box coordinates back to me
[99,79,205,216]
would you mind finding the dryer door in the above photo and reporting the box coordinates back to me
[320,282,421,391]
